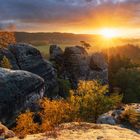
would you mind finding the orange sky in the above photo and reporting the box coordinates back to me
[0,0,140,37]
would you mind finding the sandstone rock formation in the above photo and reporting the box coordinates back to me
[0,122,15,139]
[8,123,140,140]
[64,46,89,87]
[0,44,108,98]
[50,45,63,62]
[7,43,58,98]
[0,68,45,126]
[63,46,108,87]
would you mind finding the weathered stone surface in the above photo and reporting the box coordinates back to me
[90,53,107,71]
[64,46,89,87]
[97,110,118,125]
[49,45,63,62]
[0,48,19,69]
[8,43,58,98]
[0,68,45,126]
[8,123,140,140]
[0,122,15,138]
[63,46,108,87]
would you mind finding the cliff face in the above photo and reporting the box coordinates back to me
[8,123,140,140]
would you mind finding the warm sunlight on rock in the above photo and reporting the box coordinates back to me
[99,28,119,39]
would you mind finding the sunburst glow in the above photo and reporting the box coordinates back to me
[99,28,119,39]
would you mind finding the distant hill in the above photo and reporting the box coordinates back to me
[15,32,140,48]
[15,32,100,46]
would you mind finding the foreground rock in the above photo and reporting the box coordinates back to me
[0,68,44,126]
[0,122,15,139]
[8,43,58,98]
[97,104,140,133]
[8,123,140,140]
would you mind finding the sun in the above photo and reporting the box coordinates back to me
[99,28,119,39]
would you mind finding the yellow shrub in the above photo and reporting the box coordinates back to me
[1,56,12,69]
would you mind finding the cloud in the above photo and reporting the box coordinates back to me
[0,0,139,32]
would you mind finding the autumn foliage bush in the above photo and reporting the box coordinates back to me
[38,99,74,132]
[13,111,39,137]
[0,32,16,48]
[13,80,122,137]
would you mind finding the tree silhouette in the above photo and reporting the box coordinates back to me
[80,41,91,49]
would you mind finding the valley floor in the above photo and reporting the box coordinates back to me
[8,122,140,140]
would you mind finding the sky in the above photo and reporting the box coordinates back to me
[0,0,140,37]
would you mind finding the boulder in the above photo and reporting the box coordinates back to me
[8,43,59,98]
[0,68,45,126]
[97,111,118,125]
[0,122,15,139]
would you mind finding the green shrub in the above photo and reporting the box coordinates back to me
[115,68,140,103]
[69,80,122,122]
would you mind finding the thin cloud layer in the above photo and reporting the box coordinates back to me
[0,0,140,32]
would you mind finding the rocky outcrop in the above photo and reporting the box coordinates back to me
[7,43,58,98]
[0,44,108,98]
[8,123,140,140]
[64,46,89,87]
[49,45,63,62]
[63,46,108,87]
[0,122,15,139]
[0,68,45,126]
[90,53,107,71]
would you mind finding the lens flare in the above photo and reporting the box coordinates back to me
[99,28,119,38]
